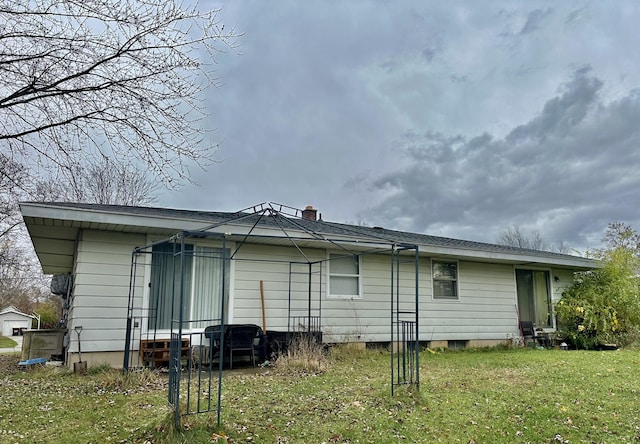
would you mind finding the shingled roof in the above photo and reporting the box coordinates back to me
[21,201,593,267]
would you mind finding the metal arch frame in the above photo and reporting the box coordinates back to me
[123,203,420,428]
[390,244,420,395]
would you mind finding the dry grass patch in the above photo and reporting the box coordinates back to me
[274,338,329,375]
[95,366,168,394]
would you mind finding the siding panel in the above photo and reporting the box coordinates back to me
[69,230,145,353]
[421,261,519,341]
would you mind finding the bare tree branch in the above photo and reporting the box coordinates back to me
[497,225,547,250]
[0,0,239,184]
[34,157,160,206]
[497,225,571,253]
[0,1,238,310]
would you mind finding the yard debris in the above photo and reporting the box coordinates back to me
[17,357,46,369]
[211,432,228,442]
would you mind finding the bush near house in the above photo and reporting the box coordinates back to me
[556,246,640,349]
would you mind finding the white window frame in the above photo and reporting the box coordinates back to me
[327,252,362,299]
[432,259,459,300]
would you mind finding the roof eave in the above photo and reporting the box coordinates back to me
[19,202,596,273]
[419,244,594,269]
[20,202,214,232]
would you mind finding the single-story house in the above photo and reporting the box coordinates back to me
[20,201,595,368]
[0,306,34,336]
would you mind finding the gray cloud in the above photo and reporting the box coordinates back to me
[520,9,553,35]
[359,68,640,250]
[159,1,640,253]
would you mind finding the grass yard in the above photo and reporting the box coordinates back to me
[0,335,18,348]
[1,346,639,443]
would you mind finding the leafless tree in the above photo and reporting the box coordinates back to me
[552,240,572,255]
[0,153,27,238]
[33,157,159,206]
[1,0,237,311]
[0,0,237,181]
[0,0,238,237]
[497,225,573,254]
[0,238,47,312]
[497,225,547,250]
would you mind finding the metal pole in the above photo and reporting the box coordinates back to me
[123,250,138,372]
[307,262,312,344]
[414,247,420,390]
[174,235,187,426]
[216,237,227,426]
[390,245,395,395]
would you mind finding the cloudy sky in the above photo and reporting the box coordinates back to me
[162,1,640,253]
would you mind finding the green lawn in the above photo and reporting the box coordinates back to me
[1,347,639,443]
[0,335,18,348]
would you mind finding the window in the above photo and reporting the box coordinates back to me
[432,261,458,300]
[329,253,361,298]
[448,340,467,350]
[149,243,229,330]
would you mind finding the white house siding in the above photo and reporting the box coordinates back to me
[233,246,526,344]
[550,268,575,301]
[233,246,427,343]
[65,231,579,358]
[422,261,518,342]
[231,243,326,331]
[321,252,427,343]
[321,257,520,344]
[68,230,145,355]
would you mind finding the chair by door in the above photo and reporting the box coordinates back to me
[519,320,535,347]
[204,324,226,366]
[226,325,261,369]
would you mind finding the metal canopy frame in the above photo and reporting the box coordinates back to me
[122,202,420,427]
[391,244,420,394]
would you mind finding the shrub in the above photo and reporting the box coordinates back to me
[556,246,640,349]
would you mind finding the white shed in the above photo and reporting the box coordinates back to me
[0,306,34,336]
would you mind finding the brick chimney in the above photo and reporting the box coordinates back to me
[301,205,317,221]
